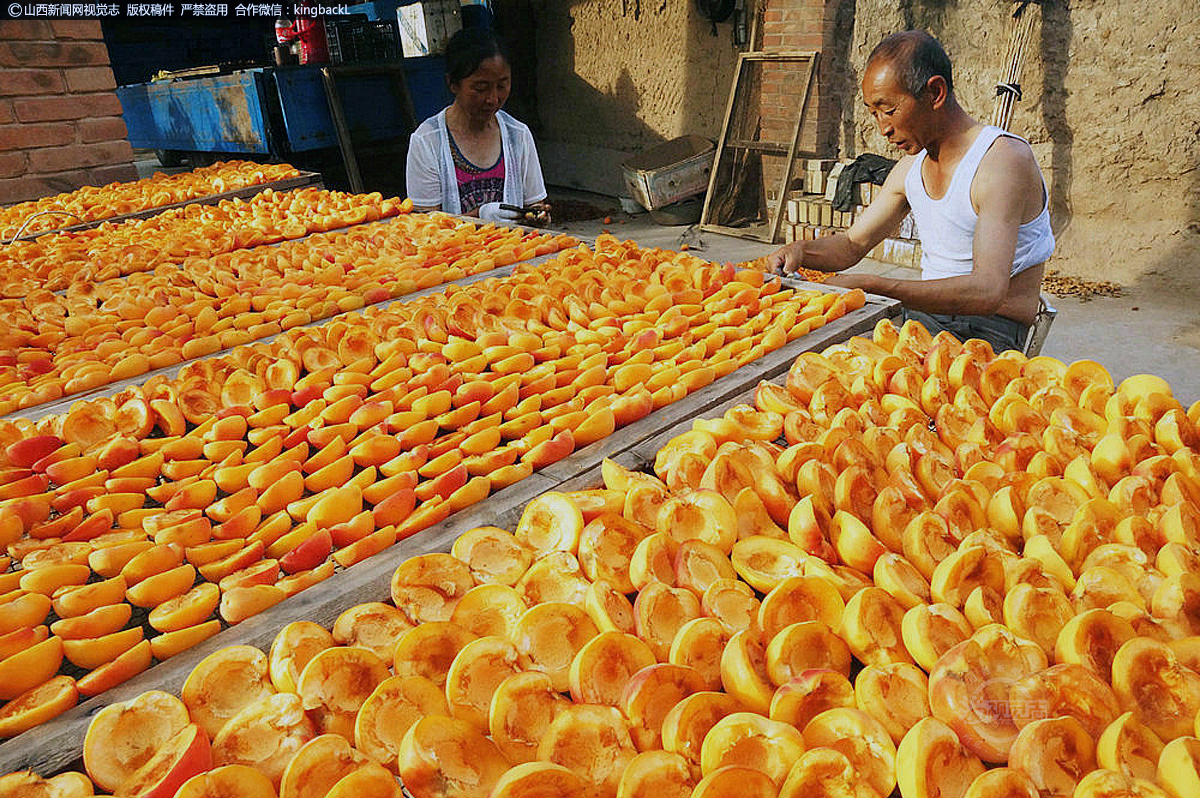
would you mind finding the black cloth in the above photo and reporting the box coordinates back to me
[833,153,897,212]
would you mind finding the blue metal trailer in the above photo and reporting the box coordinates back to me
[117,60,450,161]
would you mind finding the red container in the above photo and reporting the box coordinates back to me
[294,19,329,65]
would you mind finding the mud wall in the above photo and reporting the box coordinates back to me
[845,1,1200,284]
[531,0,742,196]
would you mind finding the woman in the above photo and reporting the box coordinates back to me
[406,27,547,222]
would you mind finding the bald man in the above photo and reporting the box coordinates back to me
[768,30,1054,353]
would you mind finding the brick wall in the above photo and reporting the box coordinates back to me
[0,20,137,207]
[760,0,842,154]
[751,0,844,219]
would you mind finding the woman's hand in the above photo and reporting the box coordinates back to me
[766,242,806,276]
[478,202,523,222]
[524,202,551,225]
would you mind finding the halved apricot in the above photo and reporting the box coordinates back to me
[1007,715,1096,797]
[0,674,77,738]
[278,733,368,798]
[1112,636,1200,741]
[730,536,812,594]
[634,581,702,662]
[895,716,985,798]
[515,549,590,606]
[841,586,912,668]
[700,711,807,786]
[353,674,447,772]
[655,489,738,554]
[181,644,275,739]
[211,692,317,788]
[83,689,190,792]
[148,581,219,633]
[536,703,638,796]
[268,620,335,694]
[118,722,213,798]
[296,645,390,738]
[566,629,655,707]
[175,764,277,798]
[389,552,473,624]
[803,706,897,797]
[330,601,414,662]
[397,715,509,798]
[577,512,652,595]
[1096,710,1166,783]
[488,761,594,798]
[482,669,568,766]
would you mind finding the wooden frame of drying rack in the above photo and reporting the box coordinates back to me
[699,50,819,244]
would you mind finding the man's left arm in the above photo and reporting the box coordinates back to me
[827,140,1033,316]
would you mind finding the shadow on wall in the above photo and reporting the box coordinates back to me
[830,0,860,158]
[1039,0,1073,238]
[533,1,666,152]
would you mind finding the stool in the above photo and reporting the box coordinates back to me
[1024,293,1057,357]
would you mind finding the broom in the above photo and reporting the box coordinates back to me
[991,0,1041,131]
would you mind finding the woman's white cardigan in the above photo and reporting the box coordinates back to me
[405,108,547,213]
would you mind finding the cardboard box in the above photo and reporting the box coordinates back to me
[786,198,801,224]
[398,0,462,57]
[823,163,845,202]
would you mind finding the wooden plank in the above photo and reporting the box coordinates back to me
[0,471,559,778]
[723,140,790,155]
[538,293,898,481]
[6,172,324,243]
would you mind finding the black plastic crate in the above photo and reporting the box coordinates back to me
[325,17,401,64]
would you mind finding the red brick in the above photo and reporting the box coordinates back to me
[65,66,116,93]
[0,122,75,150]
[0,101,12,124]
[78,116,128,143]
[0,170,90,205]
[0,69,65,97]
[51,21,103,39]
[0,21,53,40]
[0,41,109,69]
[12,95,80,122]
[28,140,132,173]
[89,163,138,185]
[14,92,121,122]
[0,152,28,179]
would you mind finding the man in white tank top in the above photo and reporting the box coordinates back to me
[767,30,1055,353]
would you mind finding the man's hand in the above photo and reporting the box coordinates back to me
[766,242,806,276]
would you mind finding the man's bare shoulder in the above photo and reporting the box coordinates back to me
[973,134,1044,213]
[977,135,1042,184]
[880,153,919,191]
